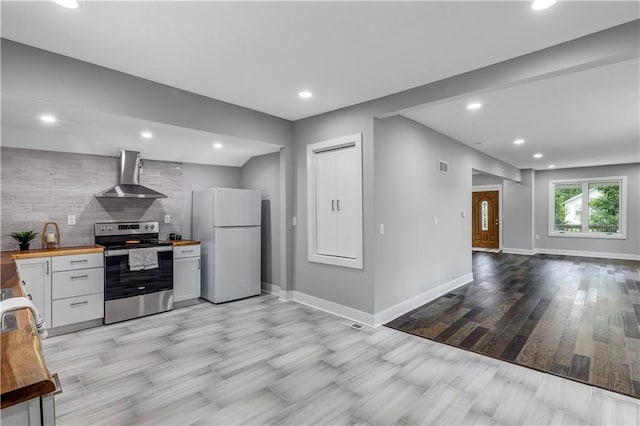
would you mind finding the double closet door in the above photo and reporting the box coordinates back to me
[315,145,360,259]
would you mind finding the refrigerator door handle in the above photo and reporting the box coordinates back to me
[331,200,335,211]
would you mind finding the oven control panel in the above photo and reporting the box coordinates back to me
[95,221,159,236]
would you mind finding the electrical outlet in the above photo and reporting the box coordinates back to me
[292,217,297,226]
[434,217,439,226]
[67,215,76,226]
[535,234,540,240]
[164,214,171,224]
[379,224,385,235]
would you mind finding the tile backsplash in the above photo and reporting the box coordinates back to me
[1,147,183,250]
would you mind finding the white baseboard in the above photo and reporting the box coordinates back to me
[284,273,474,329]
[502,247,536,256]
[535,248,640,261]
[287,291,376,328]
[373,273,474,327]
[471,247,500,253]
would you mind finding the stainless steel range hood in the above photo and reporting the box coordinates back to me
[96,150,167,199]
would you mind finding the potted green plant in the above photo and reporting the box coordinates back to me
[9,231,39,251]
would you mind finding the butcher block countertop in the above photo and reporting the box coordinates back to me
[170,240,200,246]
[0,252,55,409]
[9,244,104,260]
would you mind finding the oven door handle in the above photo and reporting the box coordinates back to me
[104,246,173,257]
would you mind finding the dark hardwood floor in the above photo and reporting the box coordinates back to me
[386,252,640,399]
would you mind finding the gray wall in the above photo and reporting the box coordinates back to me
[241,152,281,287]
[472,174,503,186]
[373,116,474,312]
[293,109,376,313]
[181,163,242,239]
[1,147,182,250]
[503,169,535,251]
[534,163,640,255]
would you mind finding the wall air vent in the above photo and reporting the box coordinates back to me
[438,160,449,174]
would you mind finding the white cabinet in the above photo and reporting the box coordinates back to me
[173,244,201,304]
[1,378,58,426]
[1,398,42,426]
[51,253,104,328]
[14,257,52,329]
[307,133,363,269]
[16,252,104,331]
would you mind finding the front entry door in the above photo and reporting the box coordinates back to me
[472,191,499,249]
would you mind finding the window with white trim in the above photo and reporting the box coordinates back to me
[548,176,627,239]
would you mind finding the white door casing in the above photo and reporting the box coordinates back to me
[307,133,363,269]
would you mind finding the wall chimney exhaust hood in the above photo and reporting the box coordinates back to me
[95,150,167,199]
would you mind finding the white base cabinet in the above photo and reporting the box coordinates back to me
[14,257,52,328]
[1,391,56,426]
[51,253,104,328]
[173,245,201,303]
[16,252,104,331]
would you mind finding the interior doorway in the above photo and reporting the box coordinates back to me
[472,190,500,249]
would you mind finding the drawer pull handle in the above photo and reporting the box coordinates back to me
[138,286,146,290]
[70,301,88,307]
[70,259,88,264]
[70,275,88,280]
[182,250,194,253]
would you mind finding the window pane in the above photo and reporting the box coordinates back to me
[554,184,582,232]
[481,201,488,231]
[588,181,620,234]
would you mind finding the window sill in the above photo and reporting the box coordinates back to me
[548,232,626,240]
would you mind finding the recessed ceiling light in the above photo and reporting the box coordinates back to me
[466,102,482,110]
[531,0,557,11]
[141,132,153,139]
[213,143,223,149]
[548,165,556,168]
[513,139,525,145]
[52,0,80,9]
[298,91,313,99]
[534,153,543,158]
[40,115,57,123]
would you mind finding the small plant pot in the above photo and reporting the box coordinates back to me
[19,243,30,251]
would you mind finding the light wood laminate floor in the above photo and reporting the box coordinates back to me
[43,294,640,425]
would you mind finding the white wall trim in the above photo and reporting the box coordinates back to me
[282,274,474,329]
[306,133,364,269]
[373,273,474,327]
[535,248,640,261]
[287,290,375,327]
[472,185,503,250]
[502,247,536,256]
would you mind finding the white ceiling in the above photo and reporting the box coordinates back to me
[1,1,638,121]
[1,94,282,167]
[403,58,640,170]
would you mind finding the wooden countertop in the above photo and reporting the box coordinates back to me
[8,244,104,260]
[170,240,200,246]
[0,253,56,409]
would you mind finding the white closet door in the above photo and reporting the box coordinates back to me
[315,150,337,256]
[335,145,360,258]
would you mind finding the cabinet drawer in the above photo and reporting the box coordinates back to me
[173,245,200,259]
[52,268,104,300]
[52,293,104,328]
[52,253,103,272]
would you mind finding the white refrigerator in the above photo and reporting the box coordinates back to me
[192,188,261,303]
